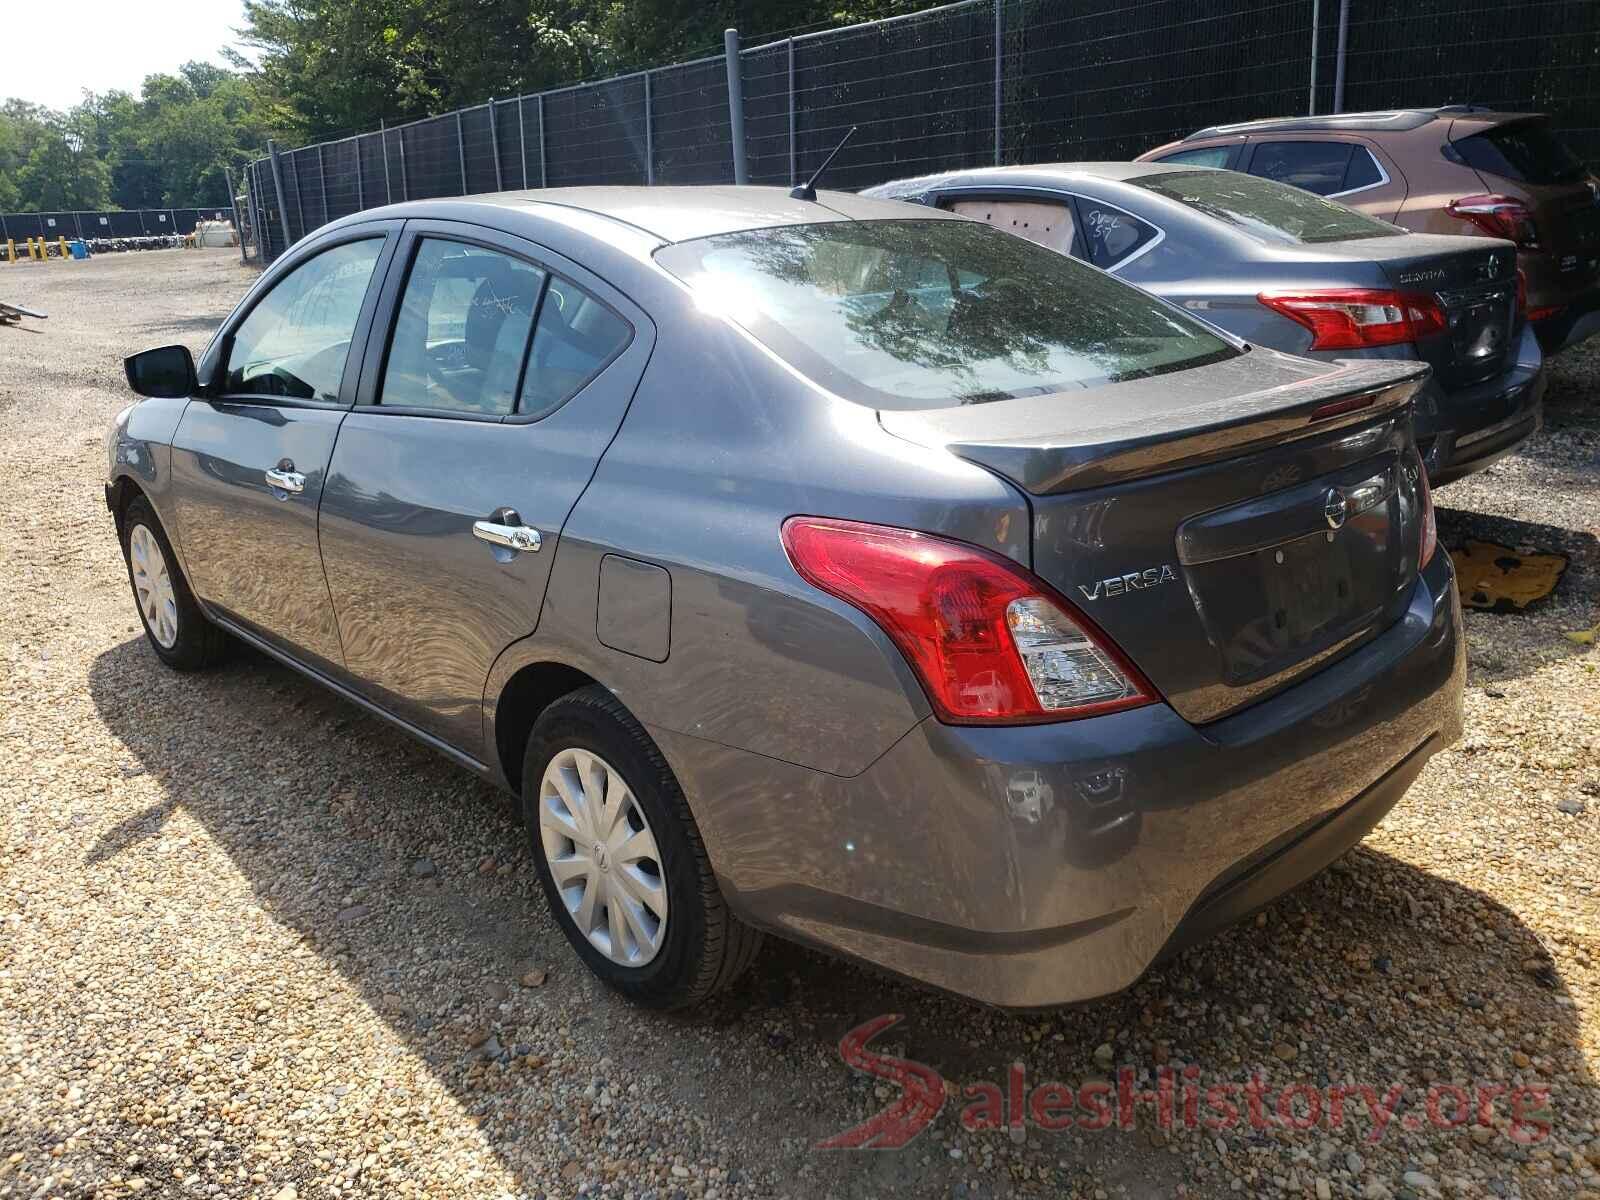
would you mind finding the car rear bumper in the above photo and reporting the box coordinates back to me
[1531,287,1600,356]
[655,552,1464,1008]
[1416,324,1545,486]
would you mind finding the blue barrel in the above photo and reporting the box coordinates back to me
[67,240,89,259]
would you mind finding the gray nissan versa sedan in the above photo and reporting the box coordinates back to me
[864,163,1545,485]
[107,186,1464,1009]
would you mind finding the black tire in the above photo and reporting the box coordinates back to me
[120,496,230,671]
[522,685,762,1009]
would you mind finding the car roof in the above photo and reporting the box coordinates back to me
[865,161,1197,195]
[1183,106,1538,140]
[344,185,953,244]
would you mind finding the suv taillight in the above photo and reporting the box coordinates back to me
[1446,194,1541,249]
[1258,288,1449,350]
[781,517,1156,724]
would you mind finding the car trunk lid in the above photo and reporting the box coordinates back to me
[879,350,1431,723]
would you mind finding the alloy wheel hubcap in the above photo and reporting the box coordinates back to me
[129,524,179,649]
[538,747,668,967]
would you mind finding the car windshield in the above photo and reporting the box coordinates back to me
[1451,119,1589,186]
[654,219,1237,410]
[1128,169,1401,243]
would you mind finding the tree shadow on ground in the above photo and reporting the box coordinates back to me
[88,638,1594,1198]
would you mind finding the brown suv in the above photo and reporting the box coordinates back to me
[1137,107,1600,354]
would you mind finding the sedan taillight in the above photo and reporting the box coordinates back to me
[781,517,1156,724]
[1416,453,1438,568]
[1258,288,1449,350]
[1445,194,1541,249]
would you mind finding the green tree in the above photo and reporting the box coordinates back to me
[15,134,112,209]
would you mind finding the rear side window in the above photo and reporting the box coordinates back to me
[382,239,544,415]
[1248,141,1355,196]
[519,277,633,420]
[1451,119,1588,185]
[654,218,1237,410]
[1073,198,1160,268]
[1157,146,1235,169]
[224,238,383,402]
[1128,169,1402,243]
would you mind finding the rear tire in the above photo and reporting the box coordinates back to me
[522,685,761,1009]
[120,496,229,671]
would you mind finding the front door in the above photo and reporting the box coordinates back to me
[169,227,396,672]
[318,221,652,756]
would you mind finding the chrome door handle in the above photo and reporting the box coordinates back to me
[473,520,542,552]
[264,467,305,494]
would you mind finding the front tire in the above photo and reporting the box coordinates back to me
[522,685,761,1009]
[120,496,229,671]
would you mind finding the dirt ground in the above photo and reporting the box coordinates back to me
[1,249,1597,1200]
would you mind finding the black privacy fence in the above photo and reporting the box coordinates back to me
[0,208,231,242]
[245,0,1599,263]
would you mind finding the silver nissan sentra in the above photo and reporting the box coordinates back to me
[107,186,1464,1009]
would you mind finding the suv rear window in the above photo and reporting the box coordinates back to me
[1451,119,1588,186]
[654,219,1237,410]
[1127,169,1401,243]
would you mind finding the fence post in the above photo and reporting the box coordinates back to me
[993,0,1003,164]
[644,72,655,185]
[268,139,294,253]
[518,99,529,188]
[724,28,748,185]
[381,121,392,203]
[1308,0,1321,114]
[398,129,410,200]
[1333,0,1350,113]
[317,144,329,225]
[223,166,245,264]
[787,39,796,185]
[537,95,547,187]
[456,111,468,194]
[489,100,504,191]
[355,137,364,211]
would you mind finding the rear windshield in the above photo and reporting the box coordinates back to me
[1128,169,1402,243]
[654,219,1237,410]
[1451,119,1588,186]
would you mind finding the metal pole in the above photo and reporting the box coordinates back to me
[643,73,654,185]
[1308,0,1321,115]
[223,166,246,265]
[787,39,796,185]
[518,99,528,188]
[724,28,748,185]
[355,137,364,211]
[290,154,306,242]
[381,120,392,203]
[268,139,293,252]
[489,101,503,191]
[537,95,547,187]
[456,110,468,194]
[985,0,998,167]
[317,143,329,225]
[1333,0,1350,113]
[398,129,410,200]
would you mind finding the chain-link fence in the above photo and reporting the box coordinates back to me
[245,0,1600,262]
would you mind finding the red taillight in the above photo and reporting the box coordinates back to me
[780,516,1156,724]
[1445,194,1541,249]
[1258,288,1449,350]
[1528,303,1566,323]
[1416,455,1438,568]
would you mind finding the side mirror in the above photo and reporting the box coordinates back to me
[124,344,197,398]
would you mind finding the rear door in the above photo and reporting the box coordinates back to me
[318,219,653,757]
[169,224,400,673]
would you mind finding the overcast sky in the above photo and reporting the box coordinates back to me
[7,0,249,110]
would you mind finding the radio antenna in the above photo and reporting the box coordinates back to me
[790,126,857,201]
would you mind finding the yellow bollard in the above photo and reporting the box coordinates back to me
[5,239,13,263]
[57,236,67,260]
[30,237,42,261]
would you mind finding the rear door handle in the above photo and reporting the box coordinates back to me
[264,467,305,495]
[473,520,542,553]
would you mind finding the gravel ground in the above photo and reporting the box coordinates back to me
[1,250,1598,1200]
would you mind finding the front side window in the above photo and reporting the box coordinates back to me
[1157,146,1235,169]
[224,238,383,401]
[654,218,1237,410]
[1129,169,1402,244]
[381,239,546,415]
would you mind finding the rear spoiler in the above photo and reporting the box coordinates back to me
[878,355,1429,495]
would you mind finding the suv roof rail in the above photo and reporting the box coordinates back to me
[1183,109,1443,141]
